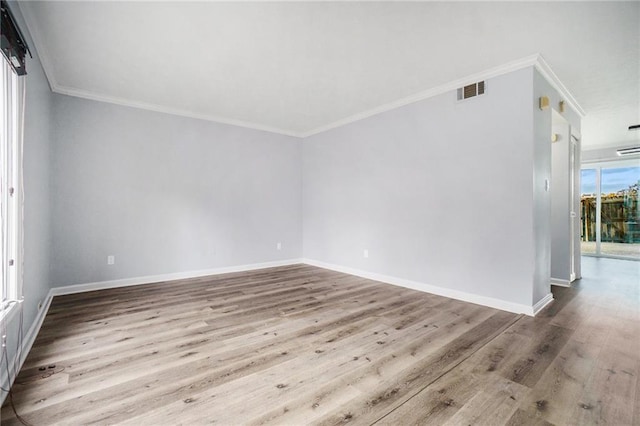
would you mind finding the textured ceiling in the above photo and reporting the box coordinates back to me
[19,1,640,148]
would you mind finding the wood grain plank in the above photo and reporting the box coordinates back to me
[442,375,530,426]
[517,339,602,425]
[312,310,518,426]
[570,345,639,426]
[505,408,554,426]
[2,260,638,425]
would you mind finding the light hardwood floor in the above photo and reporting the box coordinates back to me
[2,258,639,425]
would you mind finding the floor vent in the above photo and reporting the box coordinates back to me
[457,81,485,100]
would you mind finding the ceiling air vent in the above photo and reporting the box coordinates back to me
[616,147,640,157]
[457,81,485,101]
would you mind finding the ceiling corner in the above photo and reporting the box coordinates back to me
[17,1,60,95]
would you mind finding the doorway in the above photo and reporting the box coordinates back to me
[550,110,580,286]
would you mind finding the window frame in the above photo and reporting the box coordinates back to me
[0,57,24,320]
[580,158,640,260]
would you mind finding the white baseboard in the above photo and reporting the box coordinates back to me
[302,258,540,316]
[2,256,551,404]
[1,287,54,405]
[1,258,303,404]
[51,258,304,296]
[550,278,571,287]
[532,293,554,315]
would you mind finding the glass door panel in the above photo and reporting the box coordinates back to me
[580,169,597,255]
[600,167,640,259]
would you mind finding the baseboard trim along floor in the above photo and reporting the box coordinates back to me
[303,258,546,316]
[2,257,555,405]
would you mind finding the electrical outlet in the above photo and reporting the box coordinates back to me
[363,249,369,258]
[107,255,115,265]
[276,242,282,251]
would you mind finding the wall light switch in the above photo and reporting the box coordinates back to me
[276,242,282,251]
[107,255,115,265]
[544,179,550,192]
[363,249,369,258]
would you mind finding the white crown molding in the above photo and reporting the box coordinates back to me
[52,54,585,139]
[302,54,540,137]
[302,53,585,137]
[51,84,304,138]
[17,2,303,139]
[532,55,586,118]
[17,2,585,140]
[303,258,543,316]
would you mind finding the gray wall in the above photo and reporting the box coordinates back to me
[1,6,587,398]
[22,38,53,334]
[50,96,302,287]
[2,1,53,397]
[532,69,582,302]
[550,117,572,282]
[303,68,539,308]
[531,71,552,305]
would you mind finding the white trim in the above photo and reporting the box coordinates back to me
[50,57,586,139]
[0,288,53,405]
[550,278,571,288]
[582,141,639,152]
[581,253,640,262]
[51,259,304,296]
[14,8,585,141]
[0,300,20,324]
[302,54,539,137]
[1,256,553,403]
[51,85,303,138]
[302,258,540,316]
[1,258,303,404]
[18,289,53,372]
[16,2,297,139]
[16,66,26,305]
[581,158,640,169]
[532,293,554,316]
[303,54,585,137]
[532,55,586,118]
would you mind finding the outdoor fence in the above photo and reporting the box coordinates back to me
[581,187,640,243]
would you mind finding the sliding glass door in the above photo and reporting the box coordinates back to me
[580,163,640,260]
[580,169,597,255]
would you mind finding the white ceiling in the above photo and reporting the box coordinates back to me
[19,1,640,148]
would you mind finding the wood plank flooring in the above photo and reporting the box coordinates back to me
[2,258,639,425]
